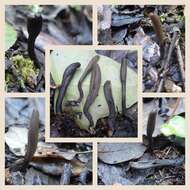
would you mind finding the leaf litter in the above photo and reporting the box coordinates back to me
[5,98,92,185]
[98,5,185,92]
[98,98,185,185]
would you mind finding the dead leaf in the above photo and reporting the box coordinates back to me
[25,167,59,185]
[98,143,146,164]
[98,162,133,185]
[5,127,28,156]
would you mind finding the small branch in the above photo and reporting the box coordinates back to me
[176,45,185,91]
[129,156,184,169]
[157,31,179,92]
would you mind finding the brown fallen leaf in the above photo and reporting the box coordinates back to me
[30,158,86,176]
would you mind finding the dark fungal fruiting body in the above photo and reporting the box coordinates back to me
[148,12,165,58]
[83,63,101,131]
[10,109,39,171]
[65,55,100,107]
[147,110,157,151]
[120,58,127,115]
[77,55,100,103]
[21,109,39,170]
[27,14,43,68]
[103,80,116,136]
[56,62,81,114]
[148,13,165,45]
[77,55,98,102]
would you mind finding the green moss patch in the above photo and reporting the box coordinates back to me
[6,55,39,90]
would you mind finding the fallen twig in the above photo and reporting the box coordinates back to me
[129,156,184,169]
[176,45,185,91]
[157,31,179,92]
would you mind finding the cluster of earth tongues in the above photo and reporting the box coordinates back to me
[50,49,137,131]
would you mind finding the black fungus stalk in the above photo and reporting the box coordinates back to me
[120,58,127,115]
[147,111,157,151]
[27,14,43,68]
[148,12,165,59]
[148,13,165,47]
[77,55,100,104]
[103,80,116,136]
[65,55,100,107]
[83,63,101,130]
[56,62,81,113]
[20,109,39,170]
[144,9,166,59]
[10,109,39,171]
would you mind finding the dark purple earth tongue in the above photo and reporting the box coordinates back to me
[27,14,43,68]
[27,14,42,39]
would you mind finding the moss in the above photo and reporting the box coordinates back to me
[5,73,13,88]
[6,55,39,89]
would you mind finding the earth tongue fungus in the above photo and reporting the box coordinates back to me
[58,56,102,133]
[51,50,137,134]
[120,58,127,115]
[27,13,45,88]
[103,80,116,136]
[145,10,183,92]
[146,110,157,151]
[144,10,166,58]
[10,109,39,171]
[83,63,101,132]
[77,55,100,105]
[5,13,44,92]
[65,55,100,107]
[56,62,81,114]
[27,14,43,69]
